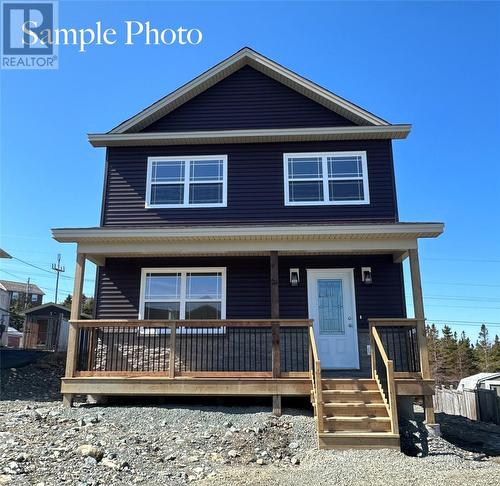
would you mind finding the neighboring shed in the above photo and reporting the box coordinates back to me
[458,372,500,397]
[22,303,71,352]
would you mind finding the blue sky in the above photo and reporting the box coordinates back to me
[1,1,499,340]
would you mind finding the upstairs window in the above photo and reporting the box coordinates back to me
[146,155,227,208]
[284,151,369,206]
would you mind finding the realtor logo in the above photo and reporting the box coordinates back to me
[2,1,58,69]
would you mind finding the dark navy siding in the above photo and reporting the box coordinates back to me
[142,66,355,132]
[103,139,397,226]
[95,255,405,330]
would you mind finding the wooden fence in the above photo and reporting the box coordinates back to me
[434,386,500,425]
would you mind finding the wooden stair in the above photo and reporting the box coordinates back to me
[313,378,400,450]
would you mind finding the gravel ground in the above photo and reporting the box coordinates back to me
[1,358,499,485]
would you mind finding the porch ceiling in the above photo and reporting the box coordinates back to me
[51,222,443,266]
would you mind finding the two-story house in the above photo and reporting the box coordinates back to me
[0,280,44,309]
[52,48,443,450]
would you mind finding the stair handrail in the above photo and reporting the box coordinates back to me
[370,325,399,434]
[308,327,324,433]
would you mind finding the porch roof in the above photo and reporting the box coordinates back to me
[52,222,443,266]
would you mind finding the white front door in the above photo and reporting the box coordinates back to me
[307,269,359,369]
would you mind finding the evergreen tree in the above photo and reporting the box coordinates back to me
[426,324,443,383]
[475,324,494,372]
[61,294,93,316]
[456,331,476,378]
[439,325,458,383]
[82,296,94,316]
[62,294,72,308]
[8,300,24,331]
[491,335,500,371]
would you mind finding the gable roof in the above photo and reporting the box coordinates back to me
[0,280,44,295]
[110,47,390,134]
[22,302,70,316]
[0,249,12,259]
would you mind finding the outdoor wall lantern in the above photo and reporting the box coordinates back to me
[361,267,373,285]
[289,268,300,287]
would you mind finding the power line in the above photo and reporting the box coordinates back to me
[423,257,500,263]
[0,269,80,295]
[428,319,500,326]
[6,255,95,283]
[424,304,500,310]
[423,281,500,288]
[11,256,56,275]
[425,296,500,303]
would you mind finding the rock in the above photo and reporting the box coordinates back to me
[288,442,299,450]
[30,410,42,421]
[256,458,265,465]
[188,456,199,463]
[193,466,204,474]
[291,456,300,465]
[76,445,104,461]
[83,416,99,426]
[227,450,239,458]
[84,457,98,467]
[223,421,233,428]
[101,457,120,470]
[15,453,28,463]
[0,475,12,485]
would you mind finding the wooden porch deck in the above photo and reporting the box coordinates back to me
[62,317,434,450]
[61,248,436,449]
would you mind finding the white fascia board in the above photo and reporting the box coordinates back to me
[51,223,444,243]
[88,125,411,147]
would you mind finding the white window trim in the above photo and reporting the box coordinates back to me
[138,267,227,321]
[145,155,228,209]
[283,151,370,206]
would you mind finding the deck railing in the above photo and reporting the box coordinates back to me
[370,325,399,434]
[369,318,431,434]
[308,327,324,432]
[67,319,313,379]
[368,318,428,377]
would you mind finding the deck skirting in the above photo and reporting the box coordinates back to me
[61,376,311,397]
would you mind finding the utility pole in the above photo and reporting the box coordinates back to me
[52,254,65,304]
[25,278,30,310]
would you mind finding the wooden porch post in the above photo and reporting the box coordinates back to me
[408,246,435,423]
[270,251,281,416]
[63,252,86,407]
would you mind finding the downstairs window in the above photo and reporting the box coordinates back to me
[139,268,226,321]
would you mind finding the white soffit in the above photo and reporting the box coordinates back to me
[88,125,411,147]
[52,223,444,244]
